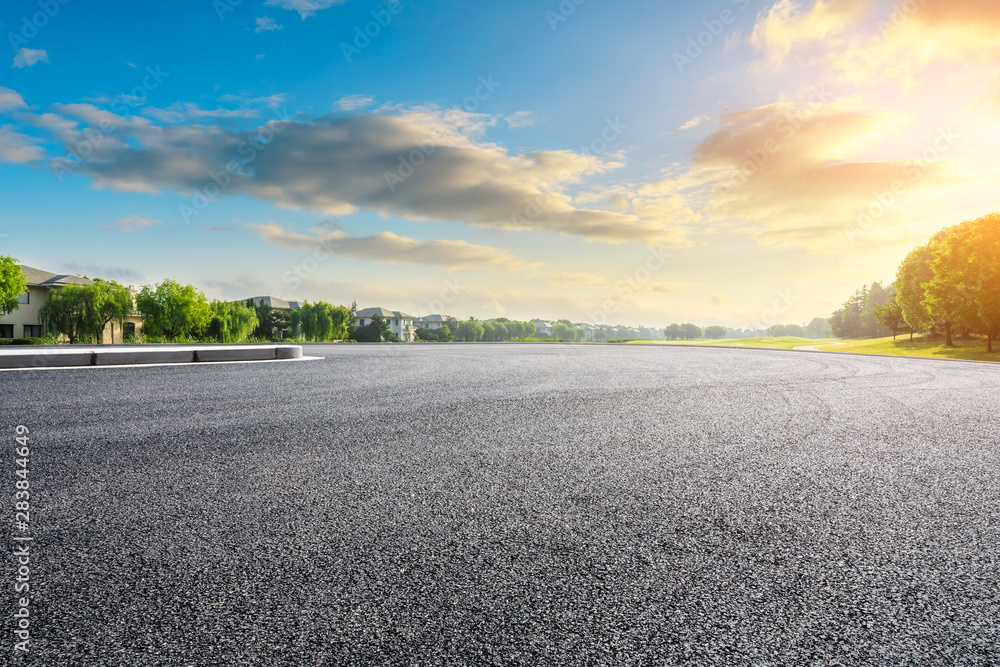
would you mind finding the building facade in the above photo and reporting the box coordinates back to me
[354,307,416,342]
[0,265,142,343]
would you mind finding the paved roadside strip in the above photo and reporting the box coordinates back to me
[0,344,308,370]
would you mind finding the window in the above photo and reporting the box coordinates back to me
[23,325,42,338]
[0,324,13,339]
[17,291,29,305]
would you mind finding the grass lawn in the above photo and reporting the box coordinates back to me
[815,335,1000,362]
[626,337,840,350]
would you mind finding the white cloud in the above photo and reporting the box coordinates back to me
[0,87,28,111]
[0,126,44,164]
[265,0,350,19]
[334,95,374,111]
[101,216,161,232]
[505,111,536,128]
[245,223,536,270]
[255,17,283,33]
[39,106,690,246]
[12,48,48,69]
[678,115,711,131]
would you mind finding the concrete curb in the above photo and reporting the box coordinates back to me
[0,344,303,370]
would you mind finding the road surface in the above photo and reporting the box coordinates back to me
[3,344,999,665]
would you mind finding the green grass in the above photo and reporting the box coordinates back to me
[815,335,1000,362]
[625,337,839,350]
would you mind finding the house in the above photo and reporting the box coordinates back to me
[243,296,301,339]
[0,265,143,343]
[245,296,302,312]
[354,307,416,342]
[532,320,553,337]
[413,314,453,331]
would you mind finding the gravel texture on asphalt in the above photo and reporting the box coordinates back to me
[2,343,999,666]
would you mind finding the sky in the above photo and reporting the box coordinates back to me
[1,0,998,328]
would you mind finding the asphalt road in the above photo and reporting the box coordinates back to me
[3,344,999,665]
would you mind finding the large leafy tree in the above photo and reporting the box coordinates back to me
[929,214,1000,351]
[39,284,95,344]
[88,279,135,344]
[208,300,259,343]
[923,227,978,347]
[293,301,351,341]
[137,279,212,340]
[875,301,905,340]
[806,317,833,339]
[895,242,938,336]
[703,325,727,340]
[0,257,28,315]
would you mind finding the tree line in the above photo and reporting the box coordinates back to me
[827,213,1000,351]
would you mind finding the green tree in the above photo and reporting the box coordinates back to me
[0,257,28,315]
[703,325,727,339]
[39,284,94,344]
[923,228,974,347]
[293,301,351,341]
[88,280,135,344]
[929,214,1000,351]
[874,301,905,340]
[895,241,938,337]
[664,323,683,340]
[137,279,213,340]
[806,317,833,339]
[681,323,702,340]
[209,300,259,343]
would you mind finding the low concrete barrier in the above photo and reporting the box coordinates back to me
[0,345,305,370]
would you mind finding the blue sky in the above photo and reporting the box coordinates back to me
[2,0,999,327]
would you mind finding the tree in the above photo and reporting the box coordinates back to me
[88,280,134,344]
[137,279,212,340]
[895,242,938,339]
[552,322,576,340]
[681,323,702,340]
[455,318,484,342]
[0,257,28,315]
[805,317,833,339]
[703,325,727,340]
[293,301,351,341]
[874,301,905,340]
[351,313,392,342]
[664,323,683,340]
[923,228,973,347]
[39,284,94,344]
[928,213,1000,351]
[208,300,259,343]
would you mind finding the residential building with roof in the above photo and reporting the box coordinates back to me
[0,264,142,342]
[532,320,553,337]
[354,307,416,342]
[413,314,453,331]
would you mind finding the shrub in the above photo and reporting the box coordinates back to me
[11,337,47,345]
